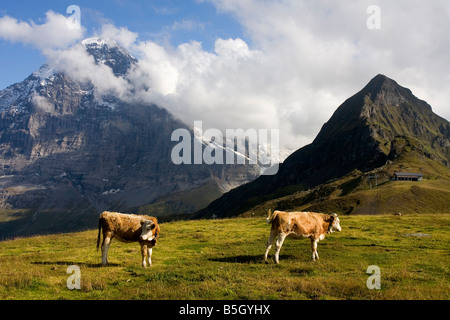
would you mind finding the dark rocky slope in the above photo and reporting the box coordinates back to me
[0,38,260,238]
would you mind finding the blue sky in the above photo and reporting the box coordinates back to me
[0,0,244,90]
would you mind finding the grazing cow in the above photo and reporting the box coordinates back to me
[96,211,160,267]
[264,210,341,263]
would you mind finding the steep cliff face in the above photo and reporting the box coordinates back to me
[0,38,260,238]
[195,74,450,218]
[359,75,449,165]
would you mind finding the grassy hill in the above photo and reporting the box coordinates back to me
[238,146,450,218]
[1,214,448,300]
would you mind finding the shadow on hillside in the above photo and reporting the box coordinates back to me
[208,254,295,264]
[31,261,121,268]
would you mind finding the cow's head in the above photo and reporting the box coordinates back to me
[327,213,342,233]
[140,220,157,241]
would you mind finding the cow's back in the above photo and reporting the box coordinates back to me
[291,212,328,237]
[100,211,153,241]
[271,211,327,238]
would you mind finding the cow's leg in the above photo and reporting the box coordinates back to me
[274,233,287,264]
[141,243,148,268]
[264,229,278,262]
[101,232,113,266]
[311,238,319,261]
[147,247,153,267]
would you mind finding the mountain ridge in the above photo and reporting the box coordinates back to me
[0,38,261,239]
[195,74,450,219]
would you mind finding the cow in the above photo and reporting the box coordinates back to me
[96,211,160,268]
[264,210,341,263]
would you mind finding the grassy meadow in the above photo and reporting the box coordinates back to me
[0,214,449,300]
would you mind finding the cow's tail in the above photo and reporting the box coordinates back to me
[96,216,102,252]
[266,209,276,224]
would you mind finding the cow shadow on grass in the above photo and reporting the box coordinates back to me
[208,254,295,264]
[31,261,121,268]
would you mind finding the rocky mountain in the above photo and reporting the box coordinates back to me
[0,38,261,239]
[195,74,450,218]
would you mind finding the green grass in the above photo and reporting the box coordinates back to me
[239,179,450,218]
[0,214,449,300]
[305,179,450,215]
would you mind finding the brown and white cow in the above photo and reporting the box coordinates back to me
[264,210,341,263]
[96,211,160,268]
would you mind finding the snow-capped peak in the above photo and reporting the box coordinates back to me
[80,37,137,77]
[81,37,118,48]
[32,64,55,81]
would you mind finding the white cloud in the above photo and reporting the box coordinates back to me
[119,36,278,136]
[45,43,131,101]
[98,24,138,50]
[0,10,84,50]
[203,0,450,145]
[131,41,180,96]
[31,93,55,115]
[120,0,450,150]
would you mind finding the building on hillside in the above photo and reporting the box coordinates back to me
[392,172,423,181]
